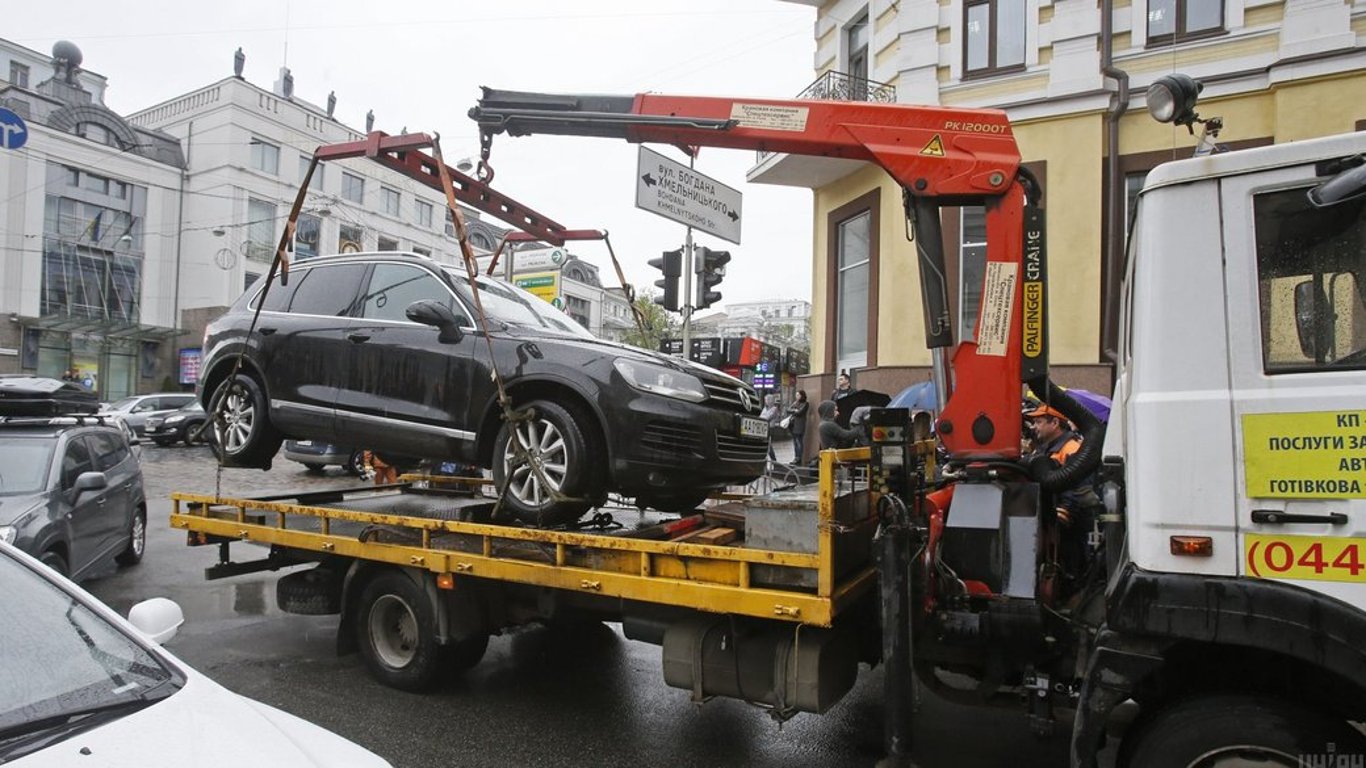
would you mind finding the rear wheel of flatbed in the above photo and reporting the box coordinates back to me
[356,572,445,691]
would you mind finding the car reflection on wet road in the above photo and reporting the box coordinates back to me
[82,442,1085,768]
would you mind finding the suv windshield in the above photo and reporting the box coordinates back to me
[0,552,177,756]
[0,439,55,496]
[445,270,594,339]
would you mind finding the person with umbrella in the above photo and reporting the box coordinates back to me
[830,371,857,403]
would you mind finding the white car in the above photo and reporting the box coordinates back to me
[0,541,391,767]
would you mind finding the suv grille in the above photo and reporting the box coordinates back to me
[702,380,756,413]
[640,421,702,458]
[716,434,768,463]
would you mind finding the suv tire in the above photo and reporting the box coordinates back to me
[492,400,596,526]
[115,507,146,566]
[209,373,281,468]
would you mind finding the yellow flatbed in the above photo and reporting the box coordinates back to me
[171,447,881,627]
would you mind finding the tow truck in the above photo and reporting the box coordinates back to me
[175,80,1366,767]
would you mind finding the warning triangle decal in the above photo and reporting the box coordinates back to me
[920,134,946,157]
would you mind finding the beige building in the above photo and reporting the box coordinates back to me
[757,0,1366,400]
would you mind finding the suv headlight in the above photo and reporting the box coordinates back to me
[613,359,707,403]
[0,526,15,545]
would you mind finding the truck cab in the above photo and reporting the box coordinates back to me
[1086,132,1366,766]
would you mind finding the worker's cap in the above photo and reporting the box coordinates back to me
[1025,403,1067,421]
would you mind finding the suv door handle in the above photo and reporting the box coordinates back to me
[348,333,371,344]
[1251,509,1348,525]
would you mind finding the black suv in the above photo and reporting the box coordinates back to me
[199,252,767,523]
[0,377,147,581]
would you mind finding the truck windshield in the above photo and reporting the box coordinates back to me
[444,270,594,339]
[1254,186,1366,372]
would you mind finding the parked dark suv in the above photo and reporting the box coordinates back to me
[199,252,767,524]
[0,378,147,581]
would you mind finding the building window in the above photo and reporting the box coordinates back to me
[958,207,988,341]
[1123,171,1148,240]
[77,122,120,148]
[298,155,324,193]
[377,235,399,251]
[249,138,280,175]
[412,245,431,257]
[415,200,433,228]
[246,198,276,262]
[837,213,872,370]
[339,223,364,253]
[381,187,400,216]
[9,62,29,88]
[1147,0,1223,43]
[341,172,364,204]
[565,295,592,329]
[964,0,1027,75]
[847,13,869,100]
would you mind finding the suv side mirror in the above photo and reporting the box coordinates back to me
[1293,279,1335,361]
[406,300,464,343]
[72,471,108,496]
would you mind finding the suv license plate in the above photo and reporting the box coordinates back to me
[738,416,769,439]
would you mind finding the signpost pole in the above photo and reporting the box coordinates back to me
[682,225,694,355]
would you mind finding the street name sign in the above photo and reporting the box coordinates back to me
[635,146,742,245]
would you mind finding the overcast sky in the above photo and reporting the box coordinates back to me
[10,1,820,307]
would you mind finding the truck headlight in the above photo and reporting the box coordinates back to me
[613,359,707,403]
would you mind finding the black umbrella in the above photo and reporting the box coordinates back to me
[833,389,890,429]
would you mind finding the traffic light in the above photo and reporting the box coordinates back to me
[695,246,730,309]
[649,248,682,311]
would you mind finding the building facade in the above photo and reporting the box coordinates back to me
[2,39,607,398]
[692,298,812,348]
[761,0,1366,400]
[1,39,186,397]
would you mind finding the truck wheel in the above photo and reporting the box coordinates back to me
[208,373,281,469]
[355,571,443,692]
[492,400,597,526]
[115,507,146,567]
[1119,694,1366,768]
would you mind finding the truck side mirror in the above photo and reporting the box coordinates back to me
[1293,280,1334,361]
[406,300,464,343]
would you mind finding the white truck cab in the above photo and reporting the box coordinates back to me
[1084,130,1366,766]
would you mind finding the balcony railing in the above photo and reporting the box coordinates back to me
[755,71,896,164]
[797,70,897,103]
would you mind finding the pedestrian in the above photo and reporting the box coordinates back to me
[759,393,782,462]
[786,390,809,464]
[61,368,77,383]
[817,399,861,451]
[830,371,857,403]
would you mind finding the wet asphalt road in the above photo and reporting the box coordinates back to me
[82,443,1097,768]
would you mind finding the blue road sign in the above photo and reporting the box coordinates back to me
[0,108,28,150]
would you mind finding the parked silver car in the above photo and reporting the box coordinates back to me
[99,392,195,436]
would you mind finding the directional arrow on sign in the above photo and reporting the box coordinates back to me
[635,146,742,244]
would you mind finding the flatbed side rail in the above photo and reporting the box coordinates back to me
[171,451,880,627]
